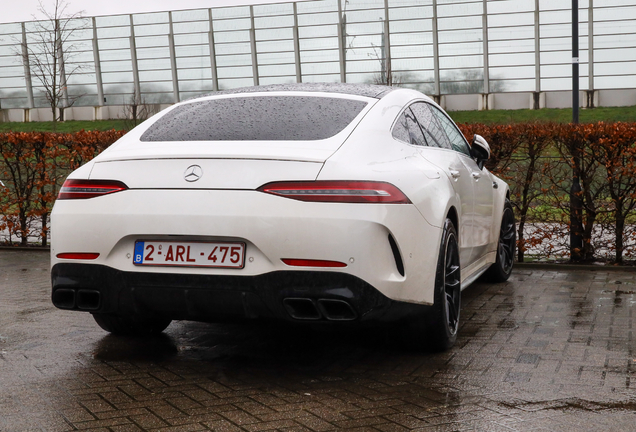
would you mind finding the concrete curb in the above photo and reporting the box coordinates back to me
[515,262,636,272]
[0,246,50,252]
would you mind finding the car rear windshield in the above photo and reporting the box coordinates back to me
[140,96,368,142]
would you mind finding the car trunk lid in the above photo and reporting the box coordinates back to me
[89,157,323,190]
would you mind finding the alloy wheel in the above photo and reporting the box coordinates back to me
[499,207,516,274]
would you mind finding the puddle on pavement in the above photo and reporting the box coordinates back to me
[568,298,593,328]
[497,318,518,329]
[17,306,51,316]
[501,398,636,413]
[93,333,179,361]
[599,289,636,308]
[602,289,636,295]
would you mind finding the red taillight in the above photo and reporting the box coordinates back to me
[57,179,128,200]
[56,253,100,260]
[282,258,347,268]
[258,181,411,204]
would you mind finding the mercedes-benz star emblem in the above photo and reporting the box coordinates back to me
[184,165,203,182]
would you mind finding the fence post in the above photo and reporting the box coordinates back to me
[92,17,104,108]
[337,0,347,83]
[588,0,595,107]
[55,18,70,118]
[432,0,440,97]
[129,15,141,105]
[208,9,219,92]
[383,0,392,85]
[250,6,259,86]
[572,0,579,123]
[533,0,541,109]
[168,11,180,103]
[293,2,302,83]
[482,0,490,98]
[570,0,584,261]
[21,23,35,111]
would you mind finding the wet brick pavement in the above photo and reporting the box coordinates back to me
[0,250,635,431]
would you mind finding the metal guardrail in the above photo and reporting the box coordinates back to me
[0,0,634,110]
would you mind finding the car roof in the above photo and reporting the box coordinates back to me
[193,83,397,100]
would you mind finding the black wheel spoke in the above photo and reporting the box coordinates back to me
[445,278,460,290]
[445,293,458,330]
[446,263,460,280]
[501,243,512,259]
[443,233,461,334]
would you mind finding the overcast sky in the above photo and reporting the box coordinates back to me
[1,0,292,24]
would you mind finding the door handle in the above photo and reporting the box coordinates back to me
[471,172,482,180]
[449,169,461,179]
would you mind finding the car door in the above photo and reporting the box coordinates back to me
[429,104,495,263]
[407,102,476,267]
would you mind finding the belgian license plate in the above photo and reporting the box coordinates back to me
[133,241,245,268]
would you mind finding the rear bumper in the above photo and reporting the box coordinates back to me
[51,189,442,305]
[51,263,426,324]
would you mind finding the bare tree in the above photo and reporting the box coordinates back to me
[16,0,88,127]
[440,69,506,94]
[368,42,401,86]
[120,94,159,130]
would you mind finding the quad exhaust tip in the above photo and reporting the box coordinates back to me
[283,297,357,321]
[52,288,76,309]
[317,299,357,321]
[77,290,101,310]
[52,289,101,311]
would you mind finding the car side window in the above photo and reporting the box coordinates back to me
[409,103,452,150]
[392,108,426,146]
[429,104,472,157]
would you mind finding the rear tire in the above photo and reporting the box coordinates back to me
[92,313,172,336]
[484,199,515,282]
[404,218,461,352]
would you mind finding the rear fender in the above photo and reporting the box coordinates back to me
[489,177,512,253]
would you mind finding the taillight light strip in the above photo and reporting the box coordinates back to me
[58,179,128,200]
[258,181,411,204]
[282,258,347,268]
[56,253,100,260]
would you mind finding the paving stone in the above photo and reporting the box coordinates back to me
[292,413,336,431]
[220,409,262,425]
[110,424,146,432]
[374,422,411,432]
[128,412,170,429]
[200,419,244,432]
[278,427,316,432]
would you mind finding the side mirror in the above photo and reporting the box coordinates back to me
[471,134,491,170]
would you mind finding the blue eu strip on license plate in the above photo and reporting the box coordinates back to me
[133,241,145,264]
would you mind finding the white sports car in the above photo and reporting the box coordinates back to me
[51,83,515,350]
